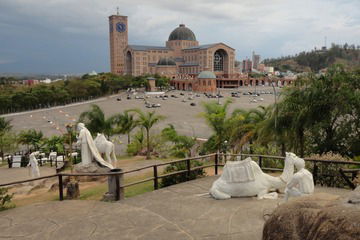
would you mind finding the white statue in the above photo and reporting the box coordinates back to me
[94,133,117,166]
[210,152,297,200]
[76,123,114,169]
[28,151,40,178]
[284,155,314,201]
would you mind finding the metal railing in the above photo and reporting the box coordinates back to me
[1,152,359,201]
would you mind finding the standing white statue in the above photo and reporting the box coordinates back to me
[284,155,314,201]
[94,133,117,166]
[76,123,114,169]
[210,152,297,200]
[28,151,40,178]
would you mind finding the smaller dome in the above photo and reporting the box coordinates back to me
[198,71,216,79]
[157,58,176,66]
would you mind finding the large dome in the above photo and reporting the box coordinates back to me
[168,24,196,41]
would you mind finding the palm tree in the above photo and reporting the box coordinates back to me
[0,117,12,134]
[111,111,137,144]
[18,129,44,152]
[129,109,165,159]
[201,100,232,152]
[230,106,268,154]
[79,104,114,138]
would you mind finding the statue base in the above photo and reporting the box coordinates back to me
[74,162,111,182]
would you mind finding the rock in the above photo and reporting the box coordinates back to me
[74,162,110,182]
[348,185,360,204]
[263,193,360,240]
[66,179,80,199]
[74,162,110,173]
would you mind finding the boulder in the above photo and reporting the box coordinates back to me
[74,162,110,182]
[263,193,360,240]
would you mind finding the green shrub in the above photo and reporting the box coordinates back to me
[160,160,205,188]
[0,188,15,211]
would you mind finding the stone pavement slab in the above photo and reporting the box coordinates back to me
[0,176,351,240]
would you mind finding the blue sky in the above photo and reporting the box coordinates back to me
[0,0,359,74]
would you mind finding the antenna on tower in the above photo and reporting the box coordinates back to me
[324,36,327,48]
[116,7,119,15]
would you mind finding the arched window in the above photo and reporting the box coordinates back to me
[214,49,227,71]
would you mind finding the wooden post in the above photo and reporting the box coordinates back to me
[312,162,318,185]
[186,159,191,180]
[215,152,219,175]
[259,156,263,169]
[339,169,356,190]
[153,165,159,190]
[115,173,120,201]
[58,174,63,201]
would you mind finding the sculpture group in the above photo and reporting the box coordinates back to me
[76,123,115,169]
[210,152,314,201]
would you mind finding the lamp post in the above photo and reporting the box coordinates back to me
[65,124,73,167]
[270,79,278,130]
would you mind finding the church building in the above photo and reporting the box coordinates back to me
[109,13,290,92]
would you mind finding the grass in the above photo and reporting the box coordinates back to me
[7,155,216,208]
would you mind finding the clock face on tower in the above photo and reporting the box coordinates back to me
[116,22,126,32]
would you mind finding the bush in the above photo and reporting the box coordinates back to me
[307,152,354,188]
[160,160,206,188]
[0,188,15,211]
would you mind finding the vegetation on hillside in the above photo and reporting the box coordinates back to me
[263,43,360,72]
[200,65,360,159]
[0,73,170,114]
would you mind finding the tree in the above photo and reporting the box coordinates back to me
[79,104,114,138]
[0,117,17,160]
[0,117,12,134]
[129,109,165,159]
[18,129,44,152]
[44,136,64,153]
[111,111,137,144]
[230,106,268,154]
[161,124,195,158]
[200,100,232,153]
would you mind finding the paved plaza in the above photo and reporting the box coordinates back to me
[0,176,350,240]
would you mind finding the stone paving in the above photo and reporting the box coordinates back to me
[0,176,351,240]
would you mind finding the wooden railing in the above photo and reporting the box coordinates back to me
[1,152,359,201]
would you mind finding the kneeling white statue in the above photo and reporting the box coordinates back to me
[210,152,297,200]
[284,155,314,201]
[76,123,114,169]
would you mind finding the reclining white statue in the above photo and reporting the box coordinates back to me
[284,155,314,201]
[210,152,297,200]
[94,133,117,166]
[76,123,114,169]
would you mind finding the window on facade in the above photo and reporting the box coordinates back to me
[214,50,225,71]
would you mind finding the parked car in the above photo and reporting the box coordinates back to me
[190,102,196,106]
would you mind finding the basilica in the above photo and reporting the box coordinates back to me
[109,14,291,92]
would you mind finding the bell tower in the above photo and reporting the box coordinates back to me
[109,12,128,75]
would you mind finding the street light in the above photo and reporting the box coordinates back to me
[65,124,74,166]
[270,79,278,130]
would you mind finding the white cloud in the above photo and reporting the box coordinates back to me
[0,0,359,72]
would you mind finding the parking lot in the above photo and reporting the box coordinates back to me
[3,86,280,154]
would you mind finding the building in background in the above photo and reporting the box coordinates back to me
[242,59,252,73]
[109,14,235,78]
[252,51,261,70]
[109,13,294,91]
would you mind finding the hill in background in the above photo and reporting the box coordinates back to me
[263,43,360,73]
